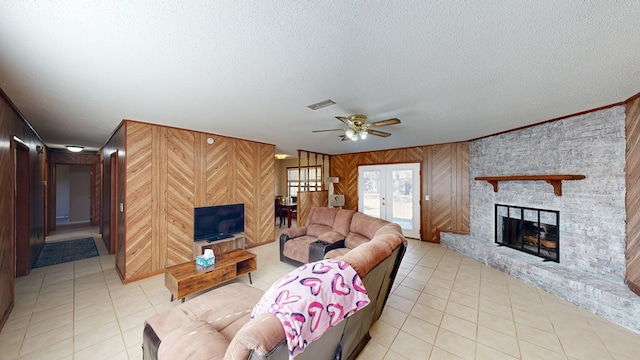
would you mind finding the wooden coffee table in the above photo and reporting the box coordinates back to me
[164,249,257,302]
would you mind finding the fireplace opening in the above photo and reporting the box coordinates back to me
[495,204,559,262]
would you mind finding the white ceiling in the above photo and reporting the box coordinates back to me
[1,1,640,156]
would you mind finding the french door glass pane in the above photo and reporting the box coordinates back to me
[391,169,413,230]
[362,170,381,218]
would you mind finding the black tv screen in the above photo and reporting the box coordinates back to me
[194,203,245,242]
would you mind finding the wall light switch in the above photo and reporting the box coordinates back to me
[424,195,430,201]
[120,203,124,212]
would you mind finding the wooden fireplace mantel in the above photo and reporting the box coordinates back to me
[474,175,586,196]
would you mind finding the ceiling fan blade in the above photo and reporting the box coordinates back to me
[369,118,401,128]
[339,135,349,141]
[368,129,392,137]
[312,128,346,133]
[335,116,351,125]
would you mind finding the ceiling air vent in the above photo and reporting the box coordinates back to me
[307,99,336,110]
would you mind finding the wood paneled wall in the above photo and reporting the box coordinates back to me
[48,150,101,231]
[108,120,275,282]
[626,96,640,296]
[0,89,46,330]
[330,142,469,242]
[298,190,329,226]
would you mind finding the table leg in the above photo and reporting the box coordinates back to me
[287,209,292,228]
[181,297,185,303]
[170,294,175,302]
[248,272,253,284]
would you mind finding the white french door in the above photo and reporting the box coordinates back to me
[358,163,421,238]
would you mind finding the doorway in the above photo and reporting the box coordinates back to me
[358,163,421,238]
[14,139,30,276]
[55,164,92,227]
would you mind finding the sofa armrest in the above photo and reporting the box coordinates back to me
[281,226,308,239]
[309,239,346,263]
[224,313,285,360]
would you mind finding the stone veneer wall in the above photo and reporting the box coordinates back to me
[470,106,627,283]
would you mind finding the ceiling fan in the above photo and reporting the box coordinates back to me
[312,114,401,142]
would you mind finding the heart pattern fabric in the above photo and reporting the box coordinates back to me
[251,259,370,360]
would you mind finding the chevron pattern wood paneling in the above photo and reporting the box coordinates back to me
[124,122,154,278]
[205,135,230,205]
[166,128,196,266]
[626,96,640,295]
[257,143,275,245]
[233,140,257,246]
[429,144,454,239]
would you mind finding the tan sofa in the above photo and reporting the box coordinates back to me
[142,209,406,360]
[279,207,396,266]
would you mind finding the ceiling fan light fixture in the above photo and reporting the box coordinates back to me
[345,129,355,138]
[359,131,368,140]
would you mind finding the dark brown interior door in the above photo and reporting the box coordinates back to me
[109,151,118,254]
[15,141,30,276]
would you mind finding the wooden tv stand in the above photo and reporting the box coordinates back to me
[193,233,245,258]
[164,249,257,302]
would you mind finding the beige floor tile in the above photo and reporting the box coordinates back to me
[444,301,477,323]
[393,285,421,302]
[476,325,520,358]
[370,320,400,347]
[515,322,564,354]
[477,310,516,337]
[433,328,476,359]
[401,315,439,344]
[440,313,477,341]
[429,346,465,359]
[410,302,444,326]
[0,340,22,360]
[389,330,432,359]
[19,323,73,356]
[379,306,408,329]
[73,334,126,360]
[386,294,416,314]
[448,290,479,309]
[24,311,72,339]
[356,340,387,360]
[478,298,513,320]
[518,340,568,360]
[423,284,451,300]
[417,292,448,311]
[475,343,519,360]
[17,337,73,360]
[74,320,121,352]
[401,277,427,292]
[382,349,408,360]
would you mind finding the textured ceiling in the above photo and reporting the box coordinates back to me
[1,1,640,156]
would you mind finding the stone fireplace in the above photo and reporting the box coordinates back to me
[496,204,559,262]
[441,105,640,334]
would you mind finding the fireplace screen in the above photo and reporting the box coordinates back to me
[495,204,559,262]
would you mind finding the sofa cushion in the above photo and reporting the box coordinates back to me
[305,207,339,228]
[283,235,318,264]
[324,247,350,259]
[307,223,334,238]
[332,209,356,236]
[345,212,390,248]
[158,320,228,360]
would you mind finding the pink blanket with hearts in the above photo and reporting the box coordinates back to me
[251,259,370,359]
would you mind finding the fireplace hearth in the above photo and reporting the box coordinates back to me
[495,204,559,262]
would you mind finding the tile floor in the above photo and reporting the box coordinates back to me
[1,227,640,359]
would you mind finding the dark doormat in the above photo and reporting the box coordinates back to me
[32,237,99,268]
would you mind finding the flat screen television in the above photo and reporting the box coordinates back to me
[194,203,245,242]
